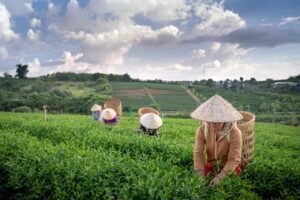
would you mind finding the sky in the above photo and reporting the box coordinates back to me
[0,0,299,81]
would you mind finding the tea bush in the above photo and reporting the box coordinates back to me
[0,112,299,199]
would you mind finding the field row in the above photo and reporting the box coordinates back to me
[0,112,299,199]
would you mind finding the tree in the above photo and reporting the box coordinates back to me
[250,77,256,84]
[15,64,29,79]
[240,77,244,85]
[3,72,12,78]
[206,78,214,87]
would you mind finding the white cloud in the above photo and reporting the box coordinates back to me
[211,42,221,52]
[280,16,300,25]
[28,58,42,76]
[45,0,182,65]
[183,42,249,80]
[145,64,192,72]
[30,18,41,28]
[62,51,83,65]
[48,2,60,15]
[174,64,193,71]
[207,60,300,81]
[203,60,221,68]
[51,23,180,65]
[133,25,180,46]
[27,29,40,41]
[0,46,8,59]
[24,2,33,12]
[193,1,246,36]
[192,49,206,58]
[133,63,195,80]
[87,0,190,22]
[0,3,18,41]
[0,0,34,15]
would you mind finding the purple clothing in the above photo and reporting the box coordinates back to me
[103,116,118,125]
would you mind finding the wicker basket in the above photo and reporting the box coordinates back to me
[104,98,122,117]
[138,107,160,118]
[237,111,256,169]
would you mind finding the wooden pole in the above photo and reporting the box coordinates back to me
[43,105,48,122]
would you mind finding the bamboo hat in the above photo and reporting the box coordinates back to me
[102,108,116,120]
[191,95,243,122]
[90,104,102,112]
[140,113,162,129]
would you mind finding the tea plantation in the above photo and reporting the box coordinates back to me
[0,112,299,199]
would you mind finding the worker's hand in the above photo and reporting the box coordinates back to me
[209,176,221,187]
[196,169,205,178]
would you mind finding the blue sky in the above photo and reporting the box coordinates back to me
[0,0,299,81]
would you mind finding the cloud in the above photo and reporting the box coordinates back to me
[27,29,40,41]
[50,23,180,65]
[182,26,300,48]
[0,0,34,16]
[46,0,183,65]
[280,16,300,25]
[193,1,246,37]
[27,51,119,77]
[137,63,194,80]
[174,64,193,71]
[222,26,300,48]
[0,3,18,41]
[133,25,180,46]
[28,58,42,76]
[183,42,248,80]
[192,49,206,58]
[0,46,8,59]
[145,64,192,72]
[87,0,190,22]
[30,18,41,28]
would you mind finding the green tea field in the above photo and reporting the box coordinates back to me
[0,112,299,199]
[111,82,198,112]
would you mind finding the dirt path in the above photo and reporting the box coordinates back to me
[181,86,201,104]
[144,87,157,104]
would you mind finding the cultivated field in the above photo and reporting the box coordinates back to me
[0,112,299,199]
[111,82,198,112]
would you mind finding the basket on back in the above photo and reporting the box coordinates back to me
[104,98,122,118]
[138,107,160,118]
[237,111,256,169]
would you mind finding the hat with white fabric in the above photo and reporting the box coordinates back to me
[102,108,116,120]
[191,95,243,122]
[140,113,162,129]
[90,104,102,111]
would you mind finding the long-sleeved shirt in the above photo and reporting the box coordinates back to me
[193,124,242,177]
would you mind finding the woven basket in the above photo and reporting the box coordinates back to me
[237,111,256,169]
[104,98,122,117]
[138,107,160,118]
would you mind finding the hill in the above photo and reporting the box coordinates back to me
[0,74,111,114]
[0,72,299,125]
[111,82,198,113]
[0,112,299,199]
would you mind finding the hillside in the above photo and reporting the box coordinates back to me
[0,112,299,199]
[0,72,299,125]
[0,75,111,114]
[111,82,198,113]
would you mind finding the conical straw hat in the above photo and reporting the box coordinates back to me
[102,108,116,120]
[90,104,102,111]
[140,113,162,129]
[191,95,243,122]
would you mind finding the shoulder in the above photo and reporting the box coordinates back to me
[196,126,204,137]
[230,124,242,139]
